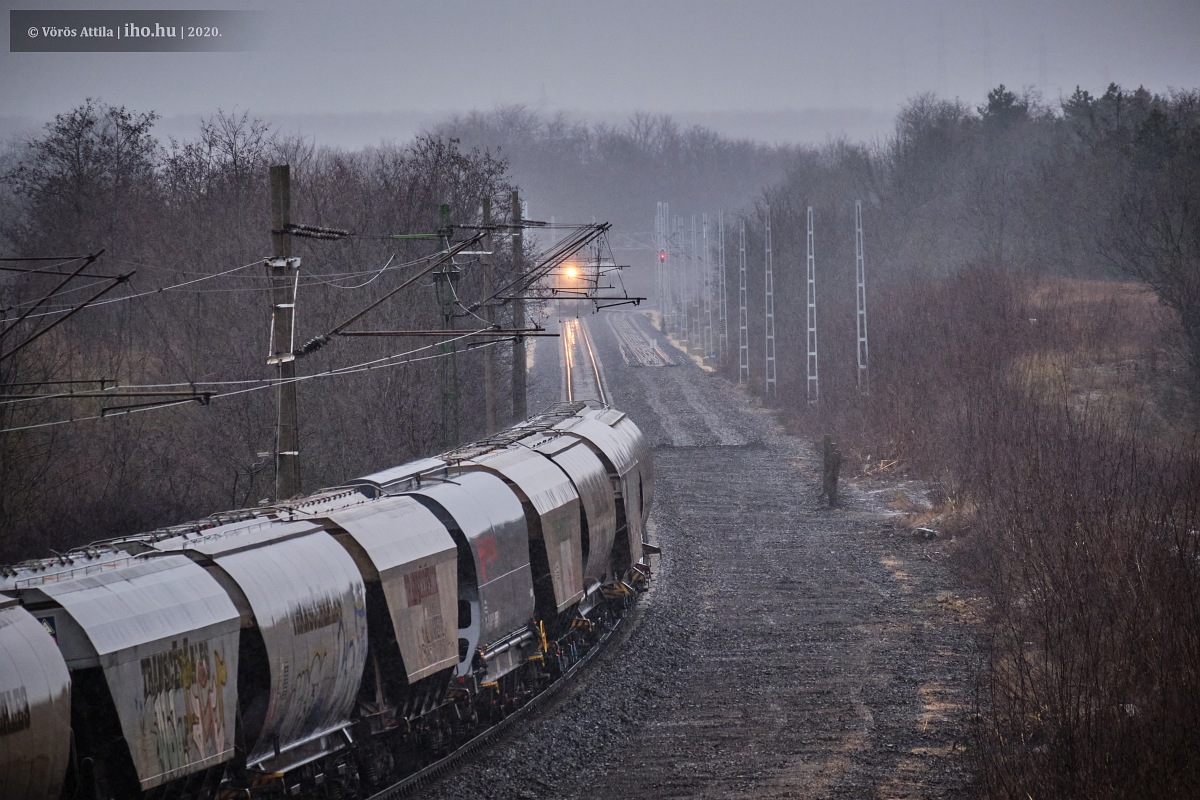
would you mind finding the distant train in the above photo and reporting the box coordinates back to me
[0,401,654,799]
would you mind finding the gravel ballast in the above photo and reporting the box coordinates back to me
[420,310,976,800]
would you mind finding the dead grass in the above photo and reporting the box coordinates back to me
[789,267,1200,799]
[1020,276,1188,430]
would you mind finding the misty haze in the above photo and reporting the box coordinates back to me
[2,2,1199,799]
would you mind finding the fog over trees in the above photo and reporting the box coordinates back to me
[3,83,1197,555]
[436,106,797,233]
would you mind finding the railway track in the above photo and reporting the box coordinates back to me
[365,597,643,799]
[562,316,607,404]
[606,313,677,368]
[420,310,975,800]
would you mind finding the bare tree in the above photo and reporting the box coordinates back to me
[1101,89,1200,388]
[3,98,159,254]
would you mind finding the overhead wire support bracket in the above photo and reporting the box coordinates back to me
[0,378,113,388]
[0,390,214,402]
[0,254,99,262]
[339,327,558,338]
[0,264,119,278]
[592,299,644,310]
[477,223,611,310]
[295,232,486,358]
[1,266,131,364]
[100,394,211,417]
[499,295,645,304]
[0,249,106,341]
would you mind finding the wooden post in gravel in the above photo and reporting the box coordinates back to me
[822,434,842,506]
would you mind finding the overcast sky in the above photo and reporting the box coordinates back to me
[2,0,1198,146]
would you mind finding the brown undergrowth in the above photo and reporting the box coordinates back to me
[788,268,1200,798]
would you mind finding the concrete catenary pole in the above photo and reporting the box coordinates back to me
[482,196,497,433]
[511,189,527,422]
[436,203,461,448]
[268,164,300,500]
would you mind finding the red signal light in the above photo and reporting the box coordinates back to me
[659,249,666,263]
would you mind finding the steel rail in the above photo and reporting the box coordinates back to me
[561,317,606,406]
[364,598,641,800]
[578,317,607,406]
[563,319,575,402]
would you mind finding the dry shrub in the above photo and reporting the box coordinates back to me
[967,410,1200,799]
[786,265,1200,797]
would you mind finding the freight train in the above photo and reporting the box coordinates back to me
[0,402,654,799]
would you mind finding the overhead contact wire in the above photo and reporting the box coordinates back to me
[0,330,501,431]
[15,258,267,319]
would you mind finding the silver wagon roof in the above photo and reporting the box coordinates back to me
[30,554,237,663]
[0,598,71,800]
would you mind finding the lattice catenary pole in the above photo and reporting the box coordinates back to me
[764,206,777,400]
[718,210,728,361]
[665,205,675,335]
[738,218,749,384]
[806,205,819,405]
[689,214,698,349]
[676,214,686,340]
[703,214,713,358]
[657,200,667,319]
[656,201,667,331]
[855,199,869,393]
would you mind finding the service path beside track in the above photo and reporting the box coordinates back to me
[422,309,976,800]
